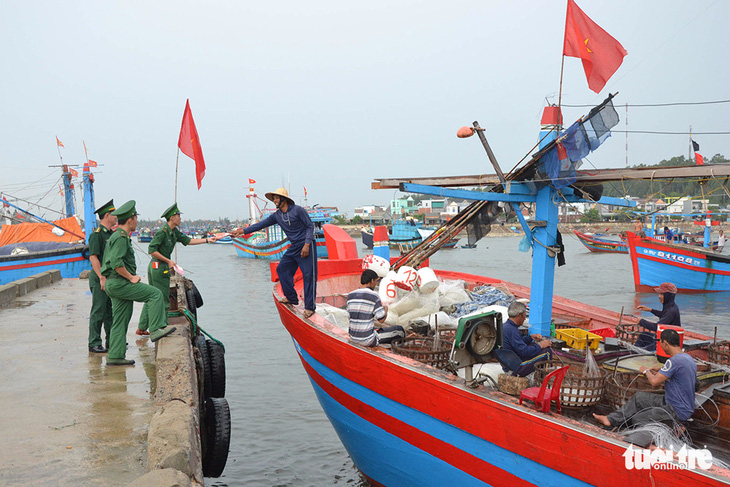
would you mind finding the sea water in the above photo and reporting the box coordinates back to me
[136,232,729,486]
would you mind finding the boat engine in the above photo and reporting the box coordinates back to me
[450,311,503,382]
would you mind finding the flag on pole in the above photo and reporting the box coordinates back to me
[69,168,79,177]
[563,0,627,93]
[177,99,206,190]
[249,178,256,184]
[56,136,64,148]
[692,140,700,152]
[59,184,64,196]
[83,140,89,156]
[695,153,704,165]
[304,186,308,197]
[88,160,98,167]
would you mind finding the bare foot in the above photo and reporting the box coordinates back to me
[593,413,611,426]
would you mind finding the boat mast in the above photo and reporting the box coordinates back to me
[247,183,258,225]
[61,165,76,218]
[82,163,96,244]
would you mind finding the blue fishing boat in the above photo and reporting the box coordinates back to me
[0,164,95,285]
[574,230,628,253]
[137,228,153,242]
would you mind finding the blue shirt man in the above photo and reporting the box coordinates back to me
[236,187,317,317]
[502,301,552,376]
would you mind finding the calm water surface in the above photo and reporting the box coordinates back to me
[149,232,729,486]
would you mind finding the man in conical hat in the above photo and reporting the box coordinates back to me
[232,187,317,318]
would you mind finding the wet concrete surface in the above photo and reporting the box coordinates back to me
[0,278,157,486]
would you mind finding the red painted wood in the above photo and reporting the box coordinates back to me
[0,255,84,271]
[323,224,358,260]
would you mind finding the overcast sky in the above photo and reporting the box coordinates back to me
[1,0,728,221]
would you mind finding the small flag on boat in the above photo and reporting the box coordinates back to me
[249,178,256,184]
[56,136,64,148]
[83,140,88,156]
[88,160,98,167]
[304,186,308,197]
[177,99,206,190]
[696,153,704,165]
[692,140,700,152]
[58,184,64,196]
[69,168,78,178]
[563,0,627,93]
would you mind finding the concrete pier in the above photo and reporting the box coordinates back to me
[0,275,203,486]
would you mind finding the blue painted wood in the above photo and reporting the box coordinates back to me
[83,167,96,244]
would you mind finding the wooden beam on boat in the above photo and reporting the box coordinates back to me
[373,164,730,189]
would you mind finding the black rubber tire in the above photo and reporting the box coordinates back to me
[207,340,226,398]
[190,280,204,308]
[81,246,91,260]
[186,289,198,319]
[202,397,231,478]
[194,335,212,400]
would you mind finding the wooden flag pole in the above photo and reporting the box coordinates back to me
[174,148,180,202]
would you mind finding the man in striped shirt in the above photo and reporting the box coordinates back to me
[347,270,405,347]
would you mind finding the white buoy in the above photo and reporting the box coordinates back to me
[396,266,419,290]
[417,267,439,294]
[362,254,390,278]
[379,271,399,306]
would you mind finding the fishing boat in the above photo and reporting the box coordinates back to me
[461,243,477,249]
[232,184,332,260]
[274,227,730,487]
[270,84,730,484]
[0,164,95,285]
[362,220,423,251]
[208,232,233,244]
[417,228,459,249]
[137,228,153,242]
[574,230,628,253]
[625,231,730,293]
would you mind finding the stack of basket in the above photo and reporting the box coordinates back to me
[392,336,451,370]
[534,360,607,409]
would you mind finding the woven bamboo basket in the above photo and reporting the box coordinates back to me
[615,323,643,345]
[392,336,451,369]
[604,370,664,410]
[708,341,730,366]
[534,360,606,409]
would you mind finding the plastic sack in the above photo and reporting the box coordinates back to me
[437,280,471,308]
[396,292,440,328]
[518,234,532,252]
[316,303,351,331]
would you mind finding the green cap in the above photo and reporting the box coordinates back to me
[94,199,115,216]
[112,200,138,220]
[161,203,182,220]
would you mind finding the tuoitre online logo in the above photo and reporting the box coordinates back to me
[623,444,713,471]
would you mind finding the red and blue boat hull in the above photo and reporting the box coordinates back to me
[626,232,730,292]
[233,235,327,260]
[0,245,90,285]
[573,230,627,253]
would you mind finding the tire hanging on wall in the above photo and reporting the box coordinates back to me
[202,397,231,478]
[190,280,204,308]
[194,335,212,400]
[207,340,226,398]
[186,288,198,320]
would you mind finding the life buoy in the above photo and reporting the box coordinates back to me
[202,397,231,478]
[208,341,226,398]
[81,246,91,260]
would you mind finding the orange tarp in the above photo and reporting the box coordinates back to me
[0,217,85,247]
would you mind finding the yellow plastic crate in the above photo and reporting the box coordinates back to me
[555,328,602,351]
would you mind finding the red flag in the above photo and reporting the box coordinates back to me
[69,168,78,177]
[83,140,88,155]
[88,160,98,167]
[56,136,64,148]
[177,99,206,189]
[563,0,627,93]
[249,178,256,184]
[304,186,308,197]
[695,153,704,165]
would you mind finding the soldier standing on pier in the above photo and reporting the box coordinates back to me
[101,200,175,366]
[88,199,116,353]
[137,203,213,335]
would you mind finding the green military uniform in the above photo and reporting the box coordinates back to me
[138,203,191,331]
[87,199,115,350]
[102,201,171,364]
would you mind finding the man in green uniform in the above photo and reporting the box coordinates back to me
[137,203,212,334]
[88,199,117,353]
[102,200,176,366]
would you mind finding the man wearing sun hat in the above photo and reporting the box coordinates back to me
[101,200,175,366]
[137,202,213,334]
[634,281,681,351]
[87,198,117,353]
[232,187,318,318]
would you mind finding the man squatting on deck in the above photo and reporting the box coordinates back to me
[634,282,680,351]
[502,301,552,377]
[231,187,317,318]
[594,328,697,429]
[347,269,405,347]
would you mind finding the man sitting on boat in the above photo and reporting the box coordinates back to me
[232,187,318,318]
[634,282,680,351]
[664,226,674,242]
[502,301,552,377]
[594,329,696,430]
[346,269,405,347]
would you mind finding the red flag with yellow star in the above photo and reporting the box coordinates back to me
[178,99,206,190]
[563,0,627,93]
